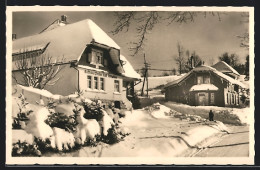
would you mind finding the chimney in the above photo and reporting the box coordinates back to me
[190,55,194,68]
[61,15,67,23]
[12,34,17,40]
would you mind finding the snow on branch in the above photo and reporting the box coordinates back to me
[112,11,225,56]
[14,52,65,89]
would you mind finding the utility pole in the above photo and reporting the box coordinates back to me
[141,53,150,97]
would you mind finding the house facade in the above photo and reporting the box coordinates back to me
[164,65,245,107]
[12,16,141,109]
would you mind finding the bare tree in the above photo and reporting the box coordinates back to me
[13,52,64,89]
[112,11,225,56]
[237,12,249,49]
[174,42,185,74]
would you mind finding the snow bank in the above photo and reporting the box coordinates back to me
[231,107,250,125]
[120,110,150,127]
[164,102,249,125]
[182,125,220,146]
[149,103,171,119]
[53,127,75,151]
[12,129,34,145]
[18,85,53,104]
[24,107,54,139]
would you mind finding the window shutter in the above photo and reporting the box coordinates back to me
[88,53,92,63]
[104,58,108,66]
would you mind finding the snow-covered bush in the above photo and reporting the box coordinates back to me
[73,104,101,144]
[102,124,122,144]
[12,94,33,129]
[52,127,75,151]
[45,112,78,133]
[82,100,104,121]
[24,107,54,139]
[12,140,41,157]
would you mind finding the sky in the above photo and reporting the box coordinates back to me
[12,11,249,76]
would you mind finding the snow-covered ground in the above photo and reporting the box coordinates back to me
[42,104,229,157]
[163,101,250,125]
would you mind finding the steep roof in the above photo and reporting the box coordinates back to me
[164,65,245,89]
[211,61,240,76]
[120,55,141,80]
[12,18,141,80]
[12,19,120,67]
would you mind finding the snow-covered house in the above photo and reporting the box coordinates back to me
[12,16,141,108]
[211,61,240,80]
[163,64,245,107]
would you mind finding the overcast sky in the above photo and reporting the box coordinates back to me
[12,11,249,76]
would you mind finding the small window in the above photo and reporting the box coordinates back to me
[210,93,214,104]
[114,80,120,92]
[91,49,103,65]
[197,76,203,84]
[94,77,98,89]
[204,76,210,84]
[87,76,92,88]
[100,78,105,90]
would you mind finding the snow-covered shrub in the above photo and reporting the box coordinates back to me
[102,124,121,144]
[34,137,55,154]
[45,112,78,133]
[24,107,54,139]
[215,110,242,125]
[52,127,75,151]
[12,140,41,157]
[100,109,114,136]
[82,101,103,121]
[73,104,101,144]
[12,94,33,129]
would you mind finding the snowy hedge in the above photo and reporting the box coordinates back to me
[12,93,130,156]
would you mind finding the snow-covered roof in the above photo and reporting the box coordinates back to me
[164,65,245,89]
[211,61,240,76]
[12,19,120,70]
[120,55,141,80]
[189,84,219,92]
[12,43,49,55]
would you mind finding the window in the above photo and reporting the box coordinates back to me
[226,93,229,104]
[197,76,203,84]
[210,93,214,104]
[100,78,104,90]
[87,76,92,88]
[94,77,98,89]
[114,80,120,92]
[90,49,103,65]
[204,76,210,84]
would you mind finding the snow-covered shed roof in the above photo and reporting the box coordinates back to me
[164,65,245,89]
[12,19,120,66]
[189,84,219,92]
[211,61,240,76]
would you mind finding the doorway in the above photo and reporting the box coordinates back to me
[198,93,208,106]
